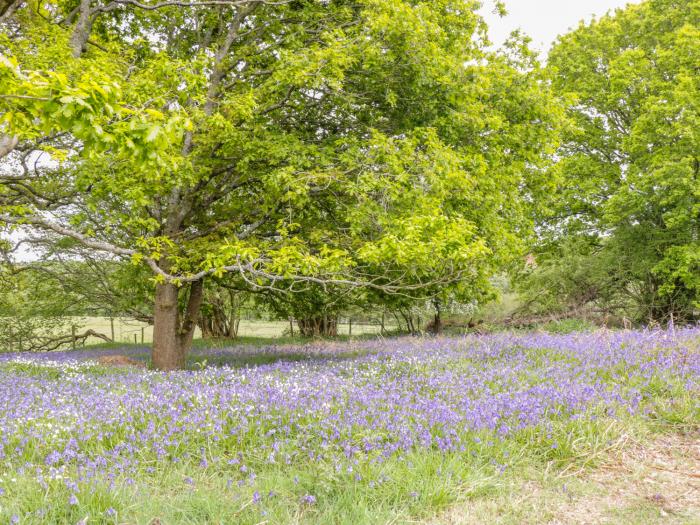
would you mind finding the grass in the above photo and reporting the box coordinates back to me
[69,318,392,346]
[75,331,394,369]
[436,428,700,525]
[4,419,694,524]
[0,330,698,524]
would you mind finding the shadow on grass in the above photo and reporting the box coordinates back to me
[1,332,396,370]
[186,332,389,369]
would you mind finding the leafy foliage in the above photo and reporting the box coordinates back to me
[531,0,700,323]
[0,265,76,351]
[1,0,561,364]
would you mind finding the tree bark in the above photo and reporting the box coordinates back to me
[198,288,240,339]
[152,281,183,370]
[0,135,18,159]
[0,0,20,22]
[429,298,442,334]
[151,279,204,370]
[178,279,203,351]
[297,316,338,337]
[69,0,93,58]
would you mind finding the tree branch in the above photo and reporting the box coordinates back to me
[69,0,93,58]
[0,214,134,257]
[98,0,291,12]
[1,214,465,298]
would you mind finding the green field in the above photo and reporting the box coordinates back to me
[72,317,391,346]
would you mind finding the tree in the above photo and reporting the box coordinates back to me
[545,0,700,323]
[1,1,561,369]
[261,283,355,337]
[198,280,249,339]
[0,262,114,352]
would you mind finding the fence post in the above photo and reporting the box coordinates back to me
[289,317,294,337]
[110,317,115,341]
[141,327,145,344]
[133,333,138,345]
[348,318,352,336]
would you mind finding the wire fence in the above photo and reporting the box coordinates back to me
[77,317,394,346]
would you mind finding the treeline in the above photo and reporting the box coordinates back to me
[517,0,699,326]
[0,0,698,366]
[0,256,475,351]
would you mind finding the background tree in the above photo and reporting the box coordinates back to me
[533,0,699,324]
[0,262,115,351]
[1,1,561,368]
[261,284,356,337]
[197,280,251,340]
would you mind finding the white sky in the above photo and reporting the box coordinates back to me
[481,0,641,56]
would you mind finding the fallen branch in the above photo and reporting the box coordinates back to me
[9,329,113,353]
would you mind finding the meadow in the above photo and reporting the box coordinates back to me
[0,328,698,524]
[68,318,390,346]
[3,1,699,523]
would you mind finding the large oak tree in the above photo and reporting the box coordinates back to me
[1,0,560,368]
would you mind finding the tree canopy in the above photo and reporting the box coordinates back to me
[1,0,561,367]
[528,0,700,323]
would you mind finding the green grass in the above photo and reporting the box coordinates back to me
[0,338,697,524]
[79,330,394,369]
[3,417,691,525]
[67,318,394,347]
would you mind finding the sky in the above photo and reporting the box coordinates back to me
[481,0,640,56]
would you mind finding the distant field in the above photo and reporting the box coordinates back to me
[74,317,390,345]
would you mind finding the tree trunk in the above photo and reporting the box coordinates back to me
[152,282,184,371]
[0,0,20,22]
[0,134,18,158]
[198,288,240,339]
[399,310,418,335]
[198,316,215,339]
[429,299,442,334]
[151,279,204,370]
[230,318,240,338]
[178,279,204,357]
[69,0,93,58]
[297,316,338,337]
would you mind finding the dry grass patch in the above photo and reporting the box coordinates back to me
[430,430,700,525]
